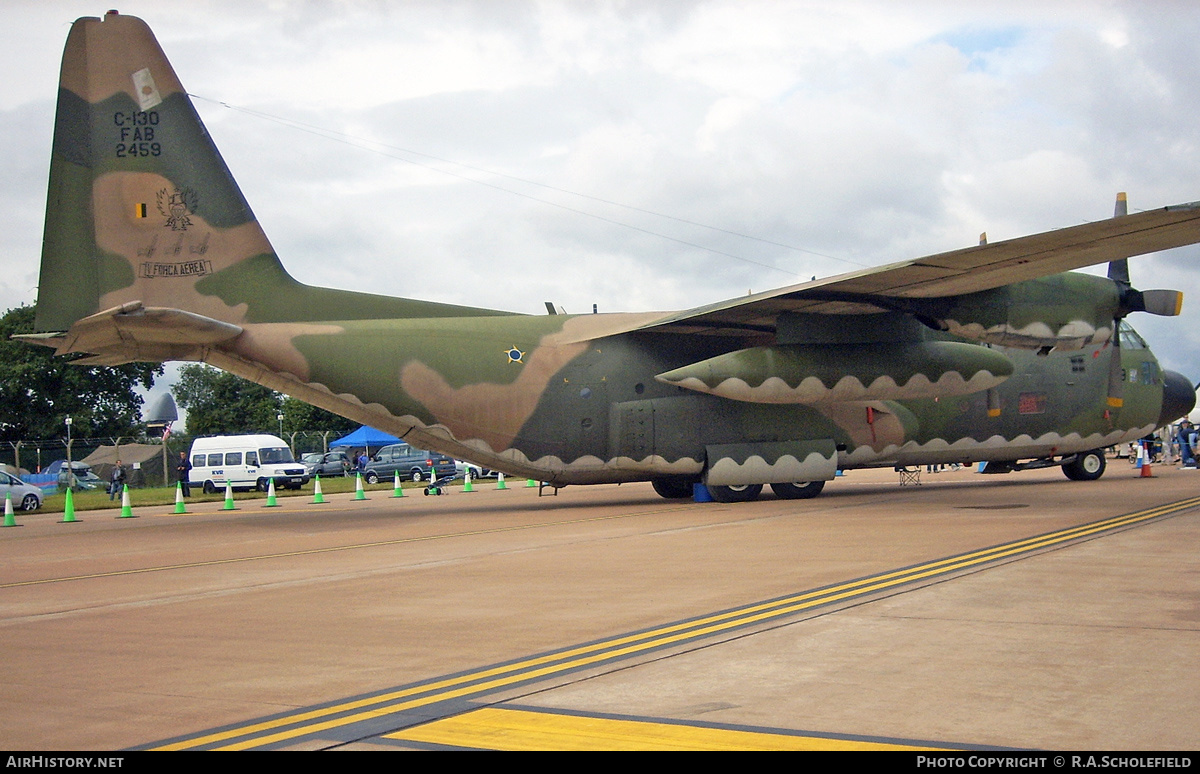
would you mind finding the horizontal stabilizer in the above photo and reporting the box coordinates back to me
[15,301,243,364]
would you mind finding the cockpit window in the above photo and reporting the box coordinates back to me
[1118,321,1148,350]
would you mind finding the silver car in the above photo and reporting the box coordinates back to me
[1,471,43,511]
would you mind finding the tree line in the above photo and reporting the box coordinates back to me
[173,364,357,436]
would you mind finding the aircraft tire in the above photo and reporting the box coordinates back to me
[21,494,40,511]
[706,484,763,503]
[1063,450,1106,481]
[770,481,826,499]
[651,478,694,499]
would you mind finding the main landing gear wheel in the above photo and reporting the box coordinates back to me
[706,483,763,503]
[770,481,826,499]
[1062,450,1106,481]
[652,478,695,499]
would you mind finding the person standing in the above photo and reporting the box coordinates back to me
[110,460,126,501]
[1178,421,1196,469]
[177,451,193,497]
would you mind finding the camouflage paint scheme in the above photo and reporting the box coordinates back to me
[23,13,1200,500]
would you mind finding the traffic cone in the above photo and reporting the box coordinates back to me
[354,472,367,500]
[173,482,187,514]
[392,470,405,498]
[462,468,475,493]
[1141,443,1153,478]
[496,473,507,490]
[60,488,78,523]
[311,475,326,504]
[223,482,237,510]
[4,493,19,528]
[525,478,537,488]
[118,484,136,518]
[264,478,279,507]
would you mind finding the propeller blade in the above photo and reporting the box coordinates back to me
[1104,193,1184,317]
[1107,336,1124,409]
[1108,192,1131,285]
[1135,289,1185,317]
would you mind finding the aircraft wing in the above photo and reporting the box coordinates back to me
[637,201,1200,337]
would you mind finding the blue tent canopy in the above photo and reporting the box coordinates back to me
[329,426,401,449]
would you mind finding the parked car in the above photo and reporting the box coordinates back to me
[0,471,43,511]
[362,444,457,484]
[55,461,104,492]
[455,460,492,479]
[303,451,352,478]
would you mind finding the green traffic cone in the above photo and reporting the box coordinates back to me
[60,488,78,523]
[392,470,405,498]
[223,482,237,510]
[264,478,278,507]
[525,478,537,488]
[496,472,507,490]
[354,472,367,500]
[462,468,475,493]
[118,484,136,518]
[4,493,20,528]
[173,482,188,514]
[311,475,326,504]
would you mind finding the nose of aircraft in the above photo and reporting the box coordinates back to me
[1159,370,1197,426]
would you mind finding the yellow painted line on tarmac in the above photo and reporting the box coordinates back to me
[385,707,938,751]
[0,504,699,590]
[155,496,1200,751]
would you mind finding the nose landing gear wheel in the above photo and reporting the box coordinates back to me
[1063,450,1106,481]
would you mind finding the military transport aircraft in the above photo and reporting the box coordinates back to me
[19,12,1200,502]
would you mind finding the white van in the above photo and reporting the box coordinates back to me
[188,435,310,493]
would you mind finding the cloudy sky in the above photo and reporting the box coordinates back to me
[5,0,1200,397]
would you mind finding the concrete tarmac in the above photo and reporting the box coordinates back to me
[1,462,1197,750]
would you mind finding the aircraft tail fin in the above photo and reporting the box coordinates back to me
[35,12,502,344]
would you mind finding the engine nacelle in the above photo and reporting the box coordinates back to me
[914,273,1121,351]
